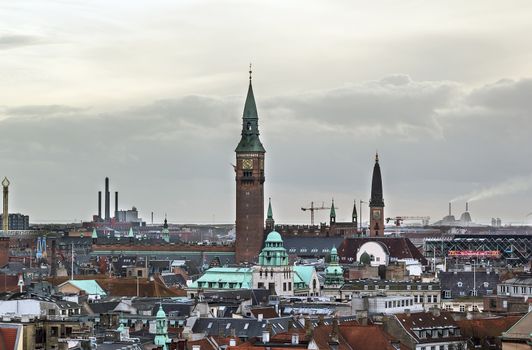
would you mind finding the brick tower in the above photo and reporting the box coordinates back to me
[235,68,266,263]
[369,153,385,236]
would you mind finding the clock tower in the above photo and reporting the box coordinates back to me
[369,153,384,237]
[235,69,266,263]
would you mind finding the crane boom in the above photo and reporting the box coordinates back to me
[301,201,337,225]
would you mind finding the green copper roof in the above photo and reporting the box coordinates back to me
[64,280,106,296]
[188,267,253,289]
[156,304,166,318]
[267,198,273,219]
[235,81,265,153]
[293,265,315,287]
[92,228,98,239]
[128,227,134,238]
[330,200,336,218]
[265,231,282,243]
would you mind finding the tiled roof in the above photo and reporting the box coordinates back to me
[251,307,279,319]
[502,311,532,341]
[456,316,521,341]
[394,311,465,344]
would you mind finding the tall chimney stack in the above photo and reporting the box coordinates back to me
[105,177,110,221]
[2,177,9,232]
[115,191,118,218]
[448,202,452,216]
[98,191,102,220]
[466,202,469,212]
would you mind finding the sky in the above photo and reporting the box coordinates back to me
[1,1,532,225]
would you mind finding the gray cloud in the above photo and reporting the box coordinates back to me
[1,76,531,224]
[0,34,44,50]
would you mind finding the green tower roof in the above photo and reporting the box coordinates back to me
[91,228,98,239]
[267,198,273,219]
[265,231,283,243]
[235,75,266,153]
[330,199,336,218]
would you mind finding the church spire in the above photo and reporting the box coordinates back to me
[370,153,384,207]
[235,67,265,153]
[330,199,336,224]
[352,199,358,223]
[265,197,275,232]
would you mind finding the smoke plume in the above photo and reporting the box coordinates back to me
[451,174,532,203]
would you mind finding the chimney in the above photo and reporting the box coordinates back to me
[229,339,236,347]
[431,307,441,317]
[51,239,57,277]
[115,191,118,218]
[466,202,469,212]
[405,308,411,317]
[262,323,271,343]
[105,177,110,221]
[448,202,452,216]
[98,191,102,220]
[257,313,263,322]
[291,333,299,345]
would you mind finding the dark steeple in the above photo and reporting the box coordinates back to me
[265,197,275,232]
[370,152,384,207]
[352,199,358,223]
[235,66,265,153]
[163,214,168,229]
[330,199,336,224]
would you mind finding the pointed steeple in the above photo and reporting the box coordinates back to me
[330,199,336,224]
[163,214,168,229]
[370,153,384,207]
[265,198,275,232]
[267,198,273,219]
[128,227,134,238]
[235,67,265,153]
[352,199,358,221]
[92,228,98,239]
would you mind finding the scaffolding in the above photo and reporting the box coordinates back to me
[424,233,532,266]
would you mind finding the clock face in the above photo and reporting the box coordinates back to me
[372,209,381,220]
[242,159,253,170]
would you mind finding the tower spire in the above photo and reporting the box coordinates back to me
[235,67,265,153]
[267,197,273,219]
[330,199,336,224]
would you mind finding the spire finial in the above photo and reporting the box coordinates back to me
[249,63,252,81]
[375,151,379,163]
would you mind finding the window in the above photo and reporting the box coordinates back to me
[483,282,489,288]
[288,282,292,291]
[444,290,451,299]
[459,305,466,312]
[283,282,286,291]
[457,282,463,287]
[258,282,264,289]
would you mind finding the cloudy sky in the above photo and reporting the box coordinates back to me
[1,1,532,225]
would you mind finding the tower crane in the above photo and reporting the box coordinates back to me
[301,201,338,225]
[385,216,430,226]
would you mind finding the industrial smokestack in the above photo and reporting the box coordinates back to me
[105,177,110,221]
[98,191,102,220]
[51,239,57,277]
[466,202,469,212]
[448,202,451,216]
[115,191,118,218]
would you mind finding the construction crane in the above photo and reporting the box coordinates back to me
[386,216,430,226]
[301,201,337,225]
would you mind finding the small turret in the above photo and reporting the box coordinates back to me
[128,227,134,243]
[162,215,170,243]
[91,228,98,244]
[352,199,358,226]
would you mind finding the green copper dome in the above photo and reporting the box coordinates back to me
[265,231,283,243]
[156,304,166,318]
